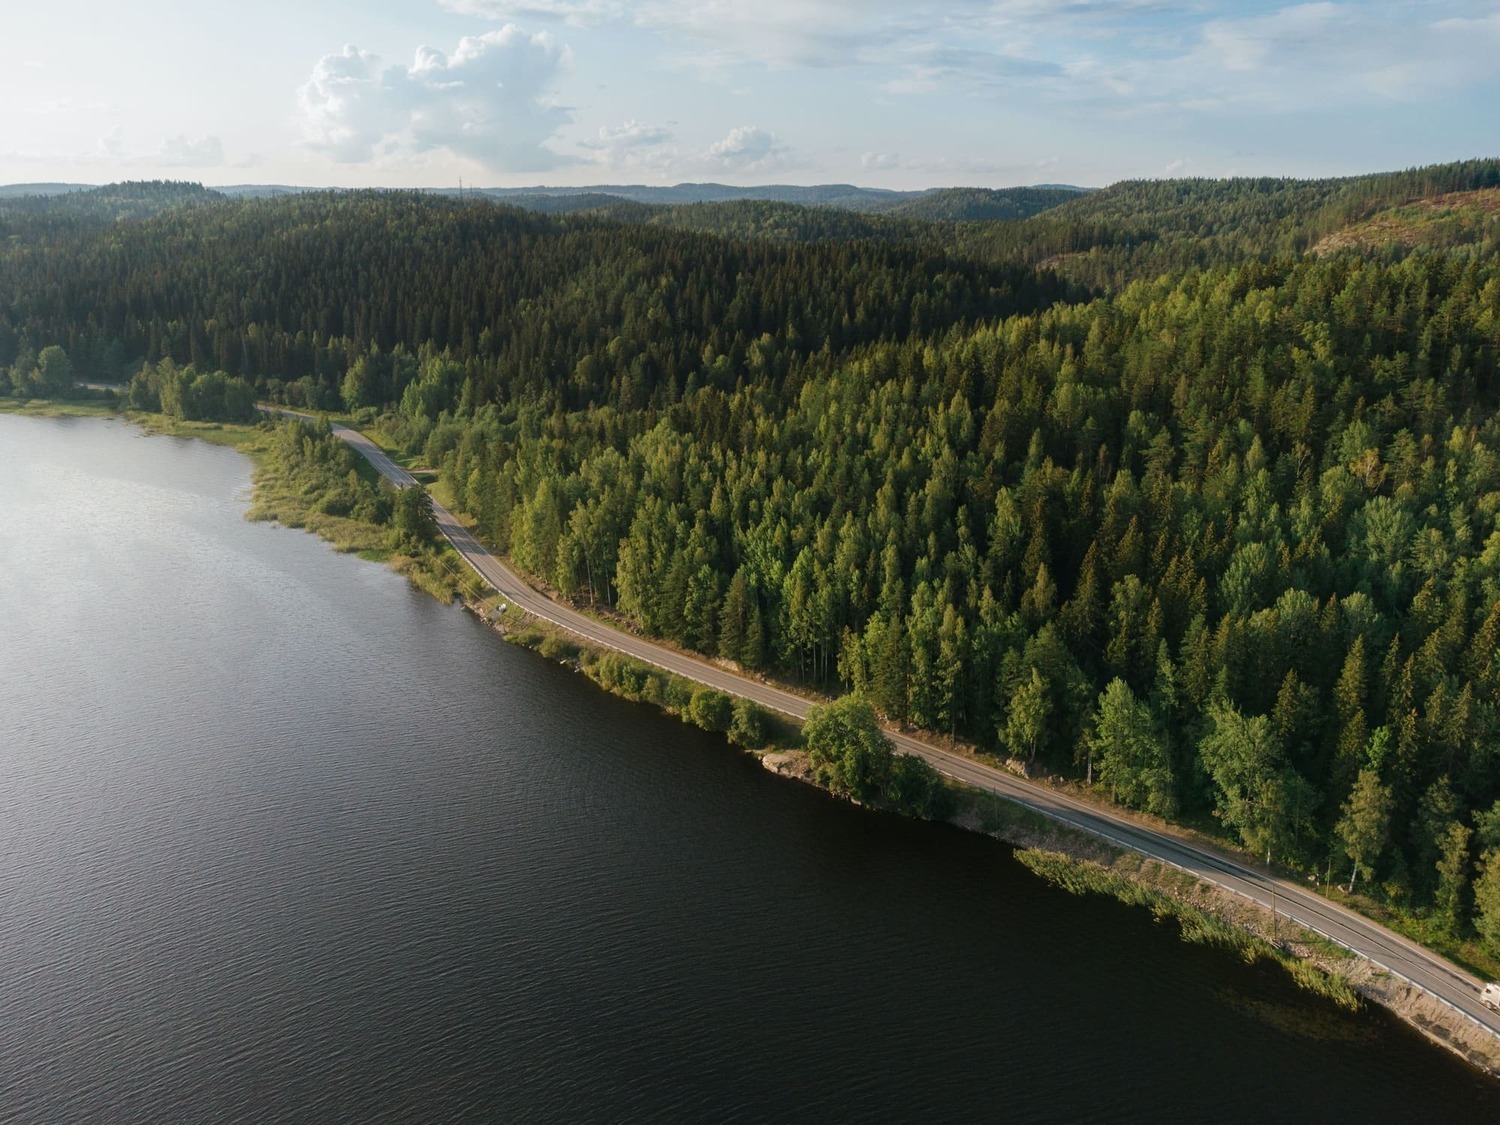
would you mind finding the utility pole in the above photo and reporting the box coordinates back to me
[1270,884,1278,945]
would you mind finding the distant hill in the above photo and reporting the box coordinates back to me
[0,183,93,198]
[473,181,1092,214]
[0,181,225,224]
[483,184,1091,241]
[952,157,1500,287]
[216,185,321,199]
[2,178,1094,217]
[475,182,922,210]
[880,186,1089,222]
[493,192,660,217]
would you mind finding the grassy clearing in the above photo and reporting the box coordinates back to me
[0,397,119,418]
[129,412,271,451]
[243,418,473,603]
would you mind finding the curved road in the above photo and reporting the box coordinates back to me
[330,419,1500,1046]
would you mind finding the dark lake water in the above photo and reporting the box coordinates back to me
[2,413,1499,1123]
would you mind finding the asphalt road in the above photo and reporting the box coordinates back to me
[328,418,1500,1043]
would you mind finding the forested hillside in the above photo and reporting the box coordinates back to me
[957,159,1500,289]
[6,163,1500,947]
[0,190,1067,409]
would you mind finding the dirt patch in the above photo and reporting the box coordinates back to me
[1312,188,1500,255]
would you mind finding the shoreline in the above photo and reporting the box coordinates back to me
[11,401,1500,1079]
[471,588,1500,1077]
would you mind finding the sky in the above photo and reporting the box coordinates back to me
[3,0,1498,190]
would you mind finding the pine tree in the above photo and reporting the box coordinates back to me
[1434,822,1472,930]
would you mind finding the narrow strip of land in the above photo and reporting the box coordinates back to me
[329,418,1500,1041]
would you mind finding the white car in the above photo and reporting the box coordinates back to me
[1482,982,1500,1012]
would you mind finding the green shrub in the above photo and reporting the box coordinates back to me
[539,634,578,662]
[729,698,772,748]
[689,688,734,732]
[887,752,951,819]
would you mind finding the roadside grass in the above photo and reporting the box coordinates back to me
[954,787,1099,851]
[1014,847,1362,1010]
[1332,892,1500,983]
[482,602,796,754]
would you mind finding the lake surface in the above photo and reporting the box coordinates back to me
[2,412,1498,1123]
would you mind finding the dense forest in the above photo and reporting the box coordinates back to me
[6,162,1500,949]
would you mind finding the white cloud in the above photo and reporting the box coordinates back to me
[453,0,1500,118]
[1102,1,1500,113]
[583,119,673,148]
[158,134,225,167]
[705,125,789,171]
[298,27,574,172]
[298,45,392,163]
[577,119,677,174]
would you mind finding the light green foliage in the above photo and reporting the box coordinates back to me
[1199,702,1318,865]
[688,687,733,733]
[129,357,257,422]
[1434,821,1472,928]
[1090,678,1175,817]
[805,696,894,804]
[7,343,73,398]
[1003,667,1051,764]
[33,345,73,396]
[1336,769,1394,893]
[1475,849,1500,954]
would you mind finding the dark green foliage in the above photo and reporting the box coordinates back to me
[128,357,257,422]
[728,698,772,749]
[882,186,1086,223]
[0,188,1065,399]
[806,696,894,804]
[956,159,1500,288]
[7,163,1500,934]
[392,485,437,548]
[804,695,947,817]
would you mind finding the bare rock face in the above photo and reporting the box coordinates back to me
[760,751,813,781]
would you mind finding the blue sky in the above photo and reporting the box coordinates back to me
[3,1,1498,189]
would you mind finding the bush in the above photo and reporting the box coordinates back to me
[590,652,652,700]
[539,634,578,662]
[803,694,950,818]
[804,696,894,804]
[657,674,694,713]
[689,688,734,732]
[729,698,772,749]
[887,752,951,819]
